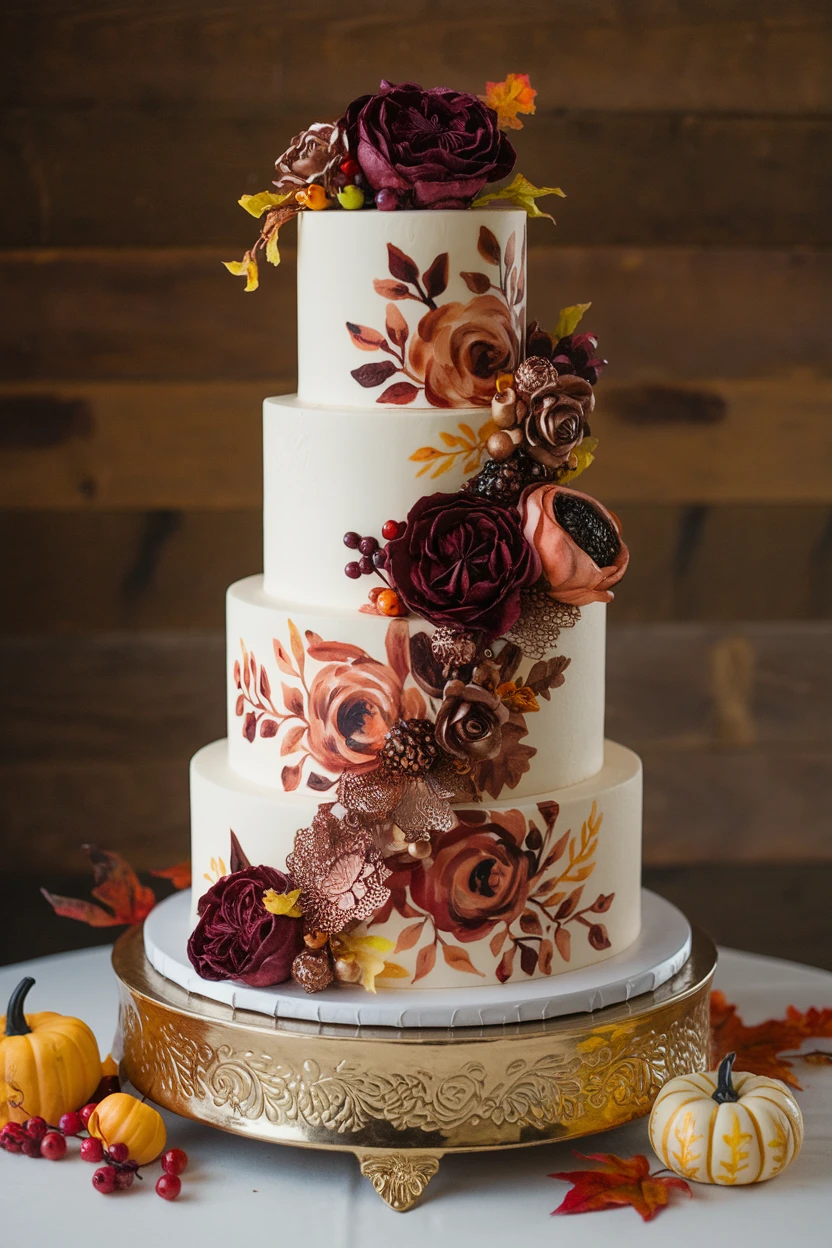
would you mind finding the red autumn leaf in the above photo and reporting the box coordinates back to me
[477,225,501,265]
[243,711,257,741]
[710,991,832,1088]
[150,861,192,890]
[41,845,157,928]
[259,719,278,737]
[550,1152,691,1222]
[786,1005,832,1037]
[346,321,387,352]
[422,252,449,299]
[519,943,538,976]
[386,244,420,284]
[377,381,420,405]
[307,772,335,791]
[229,831,251,873]
[350,360,398,388]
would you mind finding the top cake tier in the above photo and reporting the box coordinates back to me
[296,208,527,409]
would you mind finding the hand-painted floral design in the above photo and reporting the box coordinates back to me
[347,226,524,407]
[409,418,497,480]
[374,800,614,983]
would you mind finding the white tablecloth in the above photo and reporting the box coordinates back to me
[1,945,830,1246]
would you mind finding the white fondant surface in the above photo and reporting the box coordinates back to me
[226,575,606,798]
[145,888,687,1029]
[296,208,526,408]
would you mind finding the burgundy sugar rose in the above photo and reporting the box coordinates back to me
[342,80,516,208]
[187,865,302,987]
[386,491,541,642]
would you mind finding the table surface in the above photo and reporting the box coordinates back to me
[2,944,830,1247]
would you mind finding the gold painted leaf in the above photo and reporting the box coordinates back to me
[409,446,443,462]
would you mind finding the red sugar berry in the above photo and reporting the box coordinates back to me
[161,1148,188,1176]
[343,531,360,549]
[108,1142,130,1164]
[40,1132,67,1161]
[80,1136,104,1163]
[79,1103,97,1128]
[93,1165,117,1194]
[114,1168,135,1190]
[358,554,375,575]
[344,560,361,579]
[24,1116,47,1141]
[58,1110,83,1137]
[358,535,378,555]
[156,1173,182,1201]
[381,520,401,541]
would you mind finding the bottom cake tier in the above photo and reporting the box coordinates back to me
[190,738,642,990]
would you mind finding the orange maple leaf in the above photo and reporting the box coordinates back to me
[150,860,192,890]
[41,845,157,928]
[550,1152,690,1222]
[480,72,537,131]
[710,990,832,1089]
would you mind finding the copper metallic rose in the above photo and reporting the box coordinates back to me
[409,817,532,943]
[434,679,509,764]
[273,120,345,194]
[409,295,520,408]
[306,658,403,773]
[521,483,629,607]
[522,375,594,470]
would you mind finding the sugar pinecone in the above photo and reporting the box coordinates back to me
[465,448,551,505]
[380,719,438,777]
[292,948,334,994]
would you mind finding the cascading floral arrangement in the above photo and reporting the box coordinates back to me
[195,75,631,995]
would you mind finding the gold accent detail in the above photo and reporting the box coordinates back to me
[112,925,715,1209]
[719,1112,752,1185]
[671,1110,703,1179]
[410,420,496,479]
[358,1153,441,1211]
[767,1115,789,1175]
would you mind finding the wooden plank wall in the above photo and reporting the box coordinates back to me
[1,1,831,872]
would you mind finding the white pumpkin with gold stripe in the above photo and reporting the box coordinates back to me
[648,1051,803,1185]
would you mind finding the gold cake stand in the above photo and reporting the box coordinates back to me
[113,925,716,1211]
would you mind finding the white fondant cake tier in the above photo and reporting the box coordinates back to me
[296,208,526,409]
[190,738,642,990]
[227,575,605,799]
[146,888,683,1028]
[263,395,506,609]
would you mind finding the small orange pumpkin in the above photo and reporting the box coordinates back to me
[1,977,101,1126]
[89,1092,166,1165]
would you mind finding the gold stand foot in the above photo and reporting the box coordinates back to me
[358,1151,442,1211]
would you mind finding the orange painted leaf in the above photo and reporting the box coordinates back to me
[281,683,305,717]
[442,944,485,976]
[373,278,411,300]
[272,637,296,676]
[550,1152,690,1222]
[281,762,302,792]
[346,322,387,352]
[287,618,305,679]
[554,926,571,962]
[280,723,306,755]
[394,920,425,954]
[481,72,538,132]
[413,942,437,983]
[490,926,508,957]
[710,991,832,1089]
[150,861,192,890]
[41,845,157,927]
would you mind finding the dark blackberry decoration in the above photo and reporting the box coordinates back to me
[553,492,620,567]
[465,448,551,505]
[379,718,438,777]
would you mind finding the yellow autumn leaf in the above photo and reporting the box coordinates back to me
[262,887,303,918]
[222,251,259,292]
[480,72,537,131]
[559,436,598,485]
[378,961,409,979]
[265,230,281,266]
[238,189,295,218]
[474,173,566,221]
[553,302,592,340]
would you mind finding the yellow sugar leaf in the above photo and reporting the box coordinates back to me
[559,436,598,485]
[238,189,294,218]
[262,887,302,918]
[265,230,281,267]
[474,173,566,222]
[349,934,395,954]
[480,72,537,132]
[222,252,259,292]
[553,302,592,340]
[378,961,409,979]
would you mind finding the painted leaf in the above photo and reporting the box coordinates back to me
[281,762,302,791]
[477,225,501,266]
[287,618,305,679]
[496,945,516,983]
[554,926,571,961]
[281,723,306,755]
[537,800,560,834]
[539,938,554,975]
[443,944,485,977]
[304,630,323,646]
[519,944,538,976]
[346,322,388,352]
[413,942,437,983]
[351,360,398,388]
[307,772,336,791]
[394,920,426,953]
[525,824,543,852]
[422,252,449,298]
[384,617,411,684]
[409,446,443,463]
[480,72,537,132]
[235,694,244,717]
[243,712,257,741]
[238,189,294,218]
[588,924,611,951]
[550,1152,691,1222]
[519,910,543,935]
[429,455,458,478]
[272,637,296,676]
[439,431,469,448]
[555,886,584,920]
[229,830,251,873]
[377,381,420,405]
[490,926,508,957]
[150,861,192,890]
[553,302,592,340]
[259,719,278,737]
[306,639,368,662]
[281,683,305,717]
[400,687,428,720]
[474,174,566,221]
[387,244,420,284]
[233,659,241,688]
[503,230,516,274]
[373,278,411,299]
[41,845,156,928]
[385,302,409,348]
[259,665,271,700]
[590,893,614,913]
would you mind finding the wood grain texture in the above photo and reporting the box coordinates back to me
[1,624,829,870]
[3,246,830,382]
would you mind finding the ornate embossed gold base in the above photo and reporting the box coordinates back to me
[113,925,716,1211]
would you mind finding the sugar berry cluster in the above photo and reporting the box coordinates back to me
[1,1106,188,1201]
[343,520,406,616]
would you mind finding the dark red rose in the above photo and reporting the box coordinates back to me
[386,491,541,641]
[187,866,302,987]
[410,816,532,942]
[342,80,516,208]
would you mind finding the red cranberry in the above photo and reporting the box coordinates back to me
[156,1173,182,1201]
[79,1103,97,1128]
[108,1141,130,1164]
[80,1136,105,1163]
[24,1116,47,1141]
[344,561,361,579]
[358,555,374,575]
[93,1165,117,1194]
[40,1132,67,1161]
[161,1148,188,1176]
[381,519,401,540]
[114,1168,135,1189]
[340,157,359,178]
[358,535,378,555]
[343,531,360,549]
[58,1110,83,1137]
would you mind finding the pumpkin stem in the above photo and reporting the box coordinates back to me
[712,1050,740,1103]
[4,977,35,1036]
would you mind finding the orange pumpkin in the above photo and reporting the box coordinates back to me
[89,1092,167,1165]
[1,977,102,1126]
